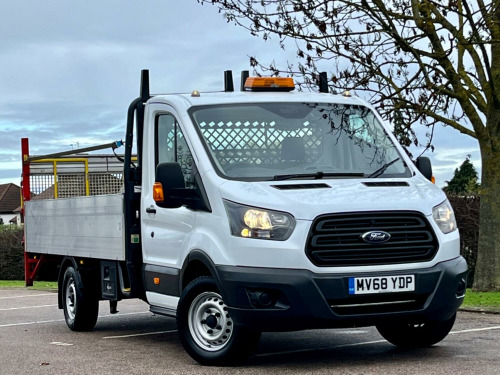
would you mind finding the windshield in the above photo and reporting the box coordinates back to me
[189,102,410,181]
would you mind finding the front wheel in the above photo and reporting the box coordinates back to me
[177,276,261,366]
[376,313,456,348]
[62,266,99,331]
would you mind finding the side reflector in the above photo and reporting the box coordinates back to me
[153,182,164,202]
[153,277,160,285]
[431,176,436,184]
[244,77,295,91]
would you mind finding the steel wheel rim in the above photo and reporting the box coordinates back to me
[65,277,76,320]
[188,291,233,352]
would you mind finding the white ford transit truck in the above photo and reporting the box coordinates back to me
[22,70,467,365]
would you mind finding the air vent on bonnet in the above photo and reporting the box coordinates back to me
[362,181,409,187]
[271,183,331,190]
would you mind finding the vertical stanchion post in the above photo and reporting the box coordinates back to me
[85,160,90,196]
[53,161,59,198]
[21,138,32,286]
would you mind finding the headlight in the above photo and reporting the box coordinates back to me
[224,200,295,240]
[432,200,457,234]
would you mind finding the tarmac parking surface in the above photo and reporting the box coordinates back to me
[1,288,499,374]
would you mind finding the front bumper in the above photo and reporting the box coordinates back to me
[215,256,468,331]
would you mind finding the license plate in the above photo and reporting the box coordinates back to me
[348,275,415,295]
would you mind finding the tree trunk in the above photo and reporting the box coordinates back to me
[473,136,500,291]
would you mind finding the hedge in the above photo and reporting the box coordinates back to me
[447,195,480,287]
[0,226,24,280]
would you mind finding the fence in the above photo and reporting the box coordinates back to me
[29,155,124,200]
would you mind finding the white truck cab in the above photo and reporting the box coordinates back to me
[22,71,467,365]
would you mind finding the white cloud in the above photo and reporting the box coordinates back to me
[0,0,480,189]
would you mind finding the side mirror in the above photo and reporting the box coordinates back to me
[416,156,433,181]
[154,162,210,210]
[155,162,186,208]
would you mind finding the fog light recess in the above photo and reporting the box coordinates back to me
[456,278,467,297]
[248,290,277,308]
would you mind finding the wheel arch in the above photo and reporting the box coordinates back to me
[180,250,226,298]
[57,257,100,308]
[57,257,79,309]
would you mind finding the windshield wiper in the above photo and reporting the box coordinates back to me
[367,158,400,178]
[273,172,365,181]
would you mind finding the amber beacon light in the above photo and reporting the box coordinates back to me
[244,77,295,91]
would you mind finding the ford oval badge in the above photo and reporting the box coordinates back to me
[361,231,391,244]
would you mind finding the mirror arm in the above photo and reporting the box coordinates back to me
[156,188,208,211]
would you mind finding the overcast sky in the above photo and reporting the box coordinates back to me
[0,0,481,188]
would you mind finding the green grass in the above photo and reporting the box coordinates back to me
[463,289,500,307]
[0,280,58,291]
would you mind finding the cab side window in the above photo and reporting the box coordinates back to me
[156,114,194,188]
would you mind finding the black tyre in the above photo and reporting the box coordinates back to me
[62,266,99,331]
[177,276,261,366]
[376,313,456,348]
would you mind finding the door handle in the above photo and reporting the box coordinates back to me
[146,206,157,214]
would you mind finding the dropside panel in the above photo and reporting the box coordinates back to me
[25,194,125,261]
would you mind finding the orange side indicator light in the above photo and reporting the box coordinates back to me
[431,176,436,184]
[244,77,295,91]
[154,277,160,285]
[153,182,164,202]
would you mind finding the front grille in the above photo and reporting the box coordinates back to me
[329,293,429,315]
[306,211,438,267]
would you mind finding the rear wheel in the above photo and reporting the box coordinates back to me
[177,276,261,365]
[62,266,99,331]
[376,313,456,348]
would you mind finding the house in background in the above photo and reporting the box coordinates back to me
[0,183,22,226]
